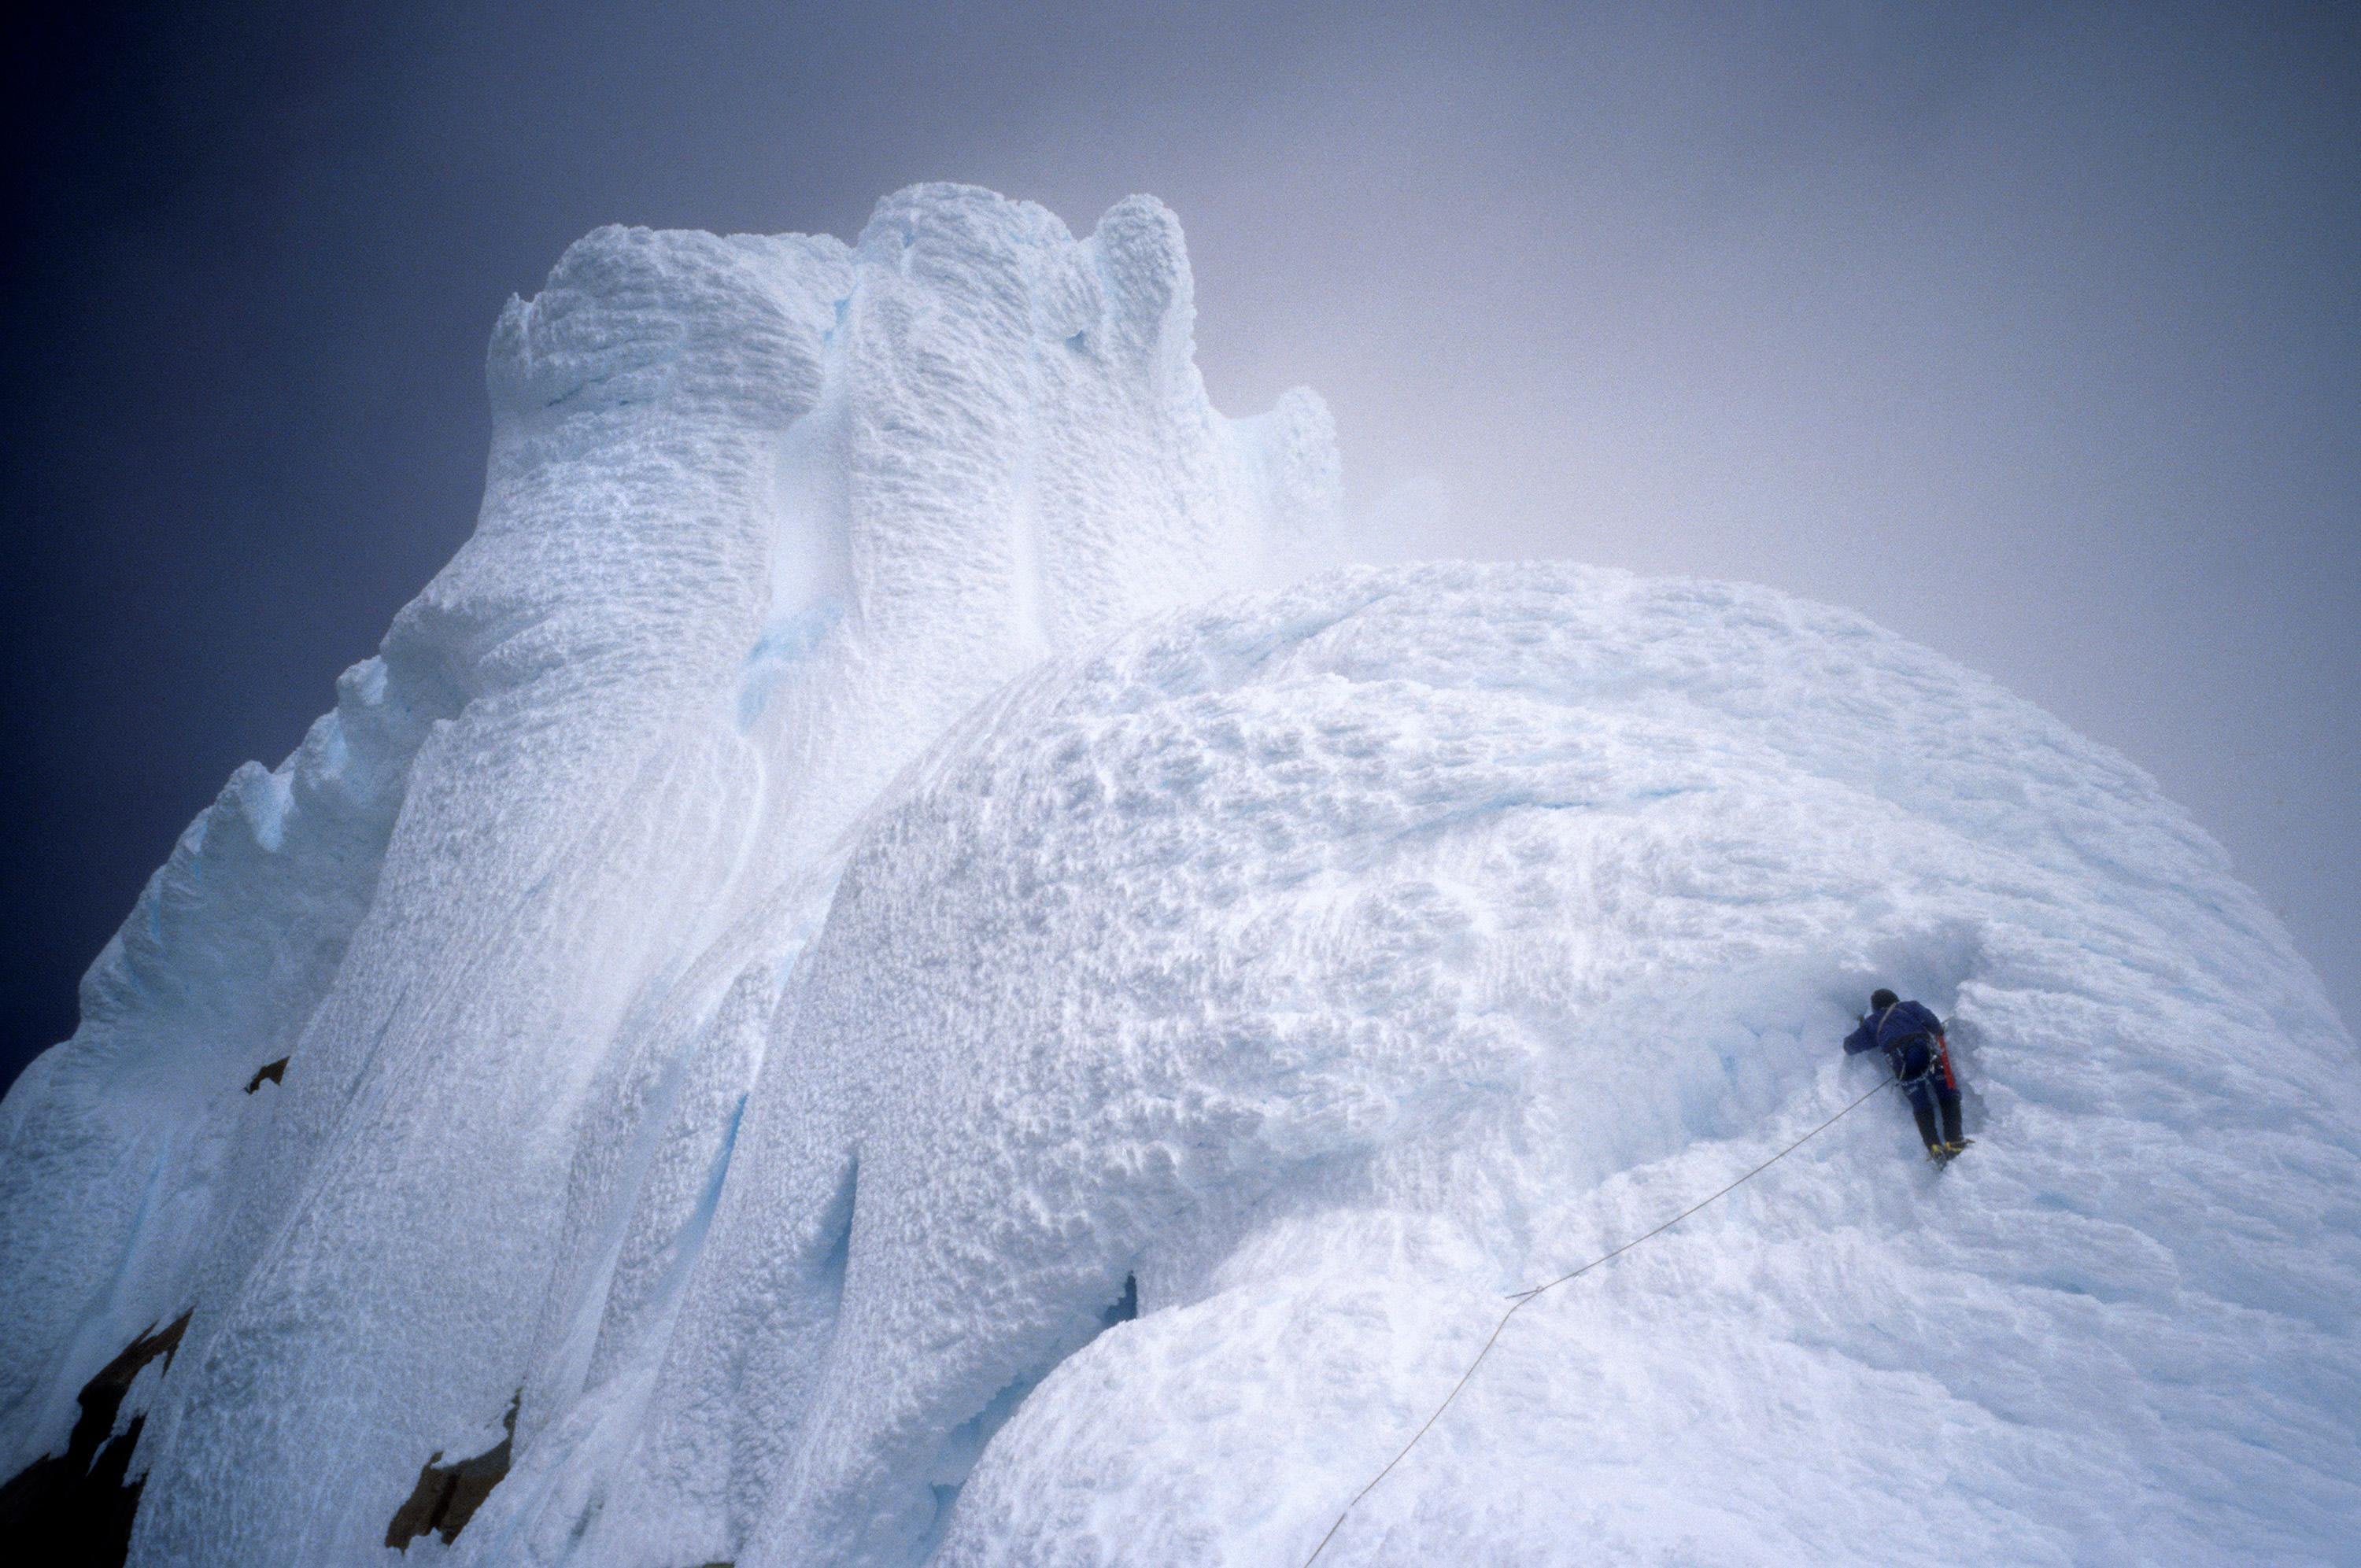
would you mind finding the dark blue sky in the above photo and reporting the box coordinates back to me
[3,1,2355,1089]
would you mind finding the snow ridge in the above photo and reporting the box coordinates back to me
[3,186,2354,1566]
[0,186,1336,1564]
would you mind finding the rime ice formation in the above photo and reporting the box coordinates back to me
[0,185,1335,1560]
[2,187,2355,1566]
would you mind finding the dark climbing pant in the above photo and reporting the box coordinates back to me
[1905,1078,1963,1149]
[1902,1035,1964,1148]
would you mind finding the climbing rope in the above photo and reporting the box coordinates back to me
[1299,1076,1895,1566]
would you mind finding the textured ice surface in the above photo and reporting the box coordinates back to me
[0,185,1335,1562]
[866,566,2359,1566]
[4,185,2355,1566]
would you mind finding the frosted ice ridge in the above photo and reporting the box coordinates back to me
[2,185,2355,1566]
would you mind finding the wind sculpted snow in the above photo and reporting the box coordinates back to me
[2,186,2355,1566]
[0,185,1337,1562]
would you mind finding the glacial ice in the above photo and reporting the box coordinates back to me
[2,186,2354,1566]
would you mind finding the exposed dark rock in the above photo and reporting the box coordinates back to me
[385,1391,517,1551]
[245,1057,288,1093]
[1102,1271,1139,1328]
[0,1311,191,1568]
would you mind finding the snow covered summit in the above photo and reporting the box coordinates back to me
[3,187,2355,1566]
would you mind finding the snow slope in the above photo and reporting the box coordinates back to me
[5,186,2356,1566]
[477,562,2355,1566]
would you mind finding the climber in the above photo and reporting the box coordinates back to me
[1845,989,1971,1160]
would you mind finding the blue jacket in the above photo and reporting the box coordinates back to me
[1845,1000,1946,1081]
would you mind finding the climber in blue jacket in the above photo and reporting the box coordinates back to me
[1846,989,1971,1160]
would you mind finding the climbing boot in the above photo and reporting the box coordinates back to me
[1945,1138,1974,1156]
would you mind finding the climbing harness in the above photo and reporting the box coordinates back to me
[1299,1077,1896,1566]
